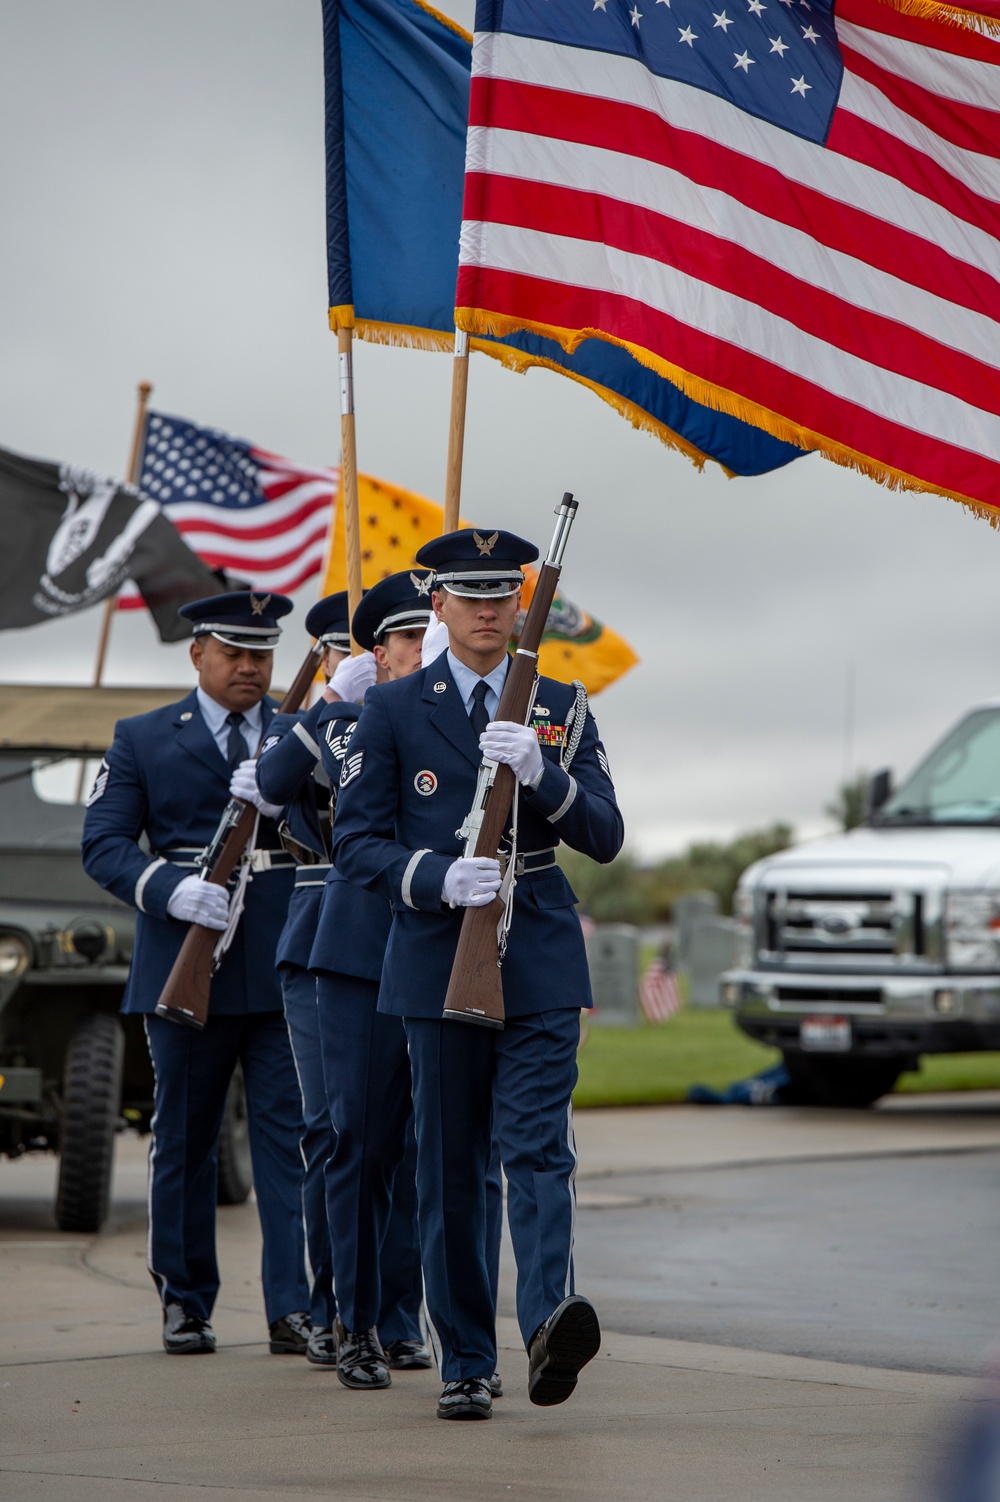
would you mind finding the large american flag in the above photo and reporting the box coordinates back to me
[457,0,1000,513]
[117,411,337,608]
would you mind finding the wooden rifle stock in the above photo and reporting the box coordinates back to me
[442,494,578,1029]
[154,644,323,1030]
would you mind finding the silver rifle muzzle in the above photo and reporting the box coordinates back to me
[545,492,578,570]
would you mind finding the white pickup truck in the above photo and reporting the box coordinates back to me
[721,701,1000,1106]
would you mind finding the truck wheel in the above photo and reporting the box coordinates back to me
[217,1064,253,1205]
[782,1054,902,1109]
[55,1012,124,1233]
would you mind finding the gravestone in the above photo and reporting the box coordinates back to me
[672,890,720,970]
[689,918,742,1008]
[587,923,639,1027]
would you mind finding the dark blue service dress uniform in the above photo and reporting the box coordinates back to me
[82,689,309,1326]
[256,698,338,1332]
[331,655,623,1382]
[308,701,424,1345]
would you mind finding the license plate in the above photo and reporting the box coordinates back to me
[800,1015,851,1052]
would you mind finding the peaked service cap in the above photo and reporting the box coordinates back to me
[351,570,433,652]
[305,590,351,652]
[415,528,538,597]
[177,590,293,650]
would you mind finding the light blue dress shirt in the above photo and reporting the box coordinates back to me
[446,650,510,724]
[196,686,264,761]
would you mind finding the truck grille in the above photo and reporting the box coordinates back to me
[761,889,932,967]
[775,985,882,1005]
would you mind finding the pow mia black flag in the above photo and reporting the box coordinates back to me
[0,444,223,642]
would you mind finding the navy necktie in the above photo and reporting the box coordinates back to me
[469,680,490,740]
[225,711,246,769]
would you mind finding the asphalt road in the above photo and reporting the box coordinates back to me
[556,1150,1000,1376]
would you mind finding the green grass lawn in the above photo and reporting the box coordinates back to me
[573,1006,1000,1108]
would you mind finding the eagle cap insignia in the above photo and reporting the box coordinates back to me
[473,530,499,557]
[410,571,431,596]
[250,592,271,617]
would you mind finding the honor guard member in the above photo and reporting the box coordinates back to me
[249,592,351,1366]
[82,591,312,1356]
[332,528,624,1421]
[310,571,433,1390]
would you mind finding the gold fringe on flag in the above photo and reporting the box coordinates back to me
[410,0,473,41]
[470,336,725,474]
[456,306,1000,526]
[872,0,1000,33]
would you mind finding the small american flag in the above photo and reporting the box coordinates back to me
[458,0,1000,513]
[639,956,683,1024]
[118,411,337,609]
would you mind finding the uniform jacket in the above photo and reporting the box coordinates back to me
[81,688,292,1016]
[308,702,394,983]
[331,656,624,1018]
[256,698,333,971]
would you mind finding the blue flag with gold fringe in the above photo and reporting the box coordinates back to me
[322,0,803,477]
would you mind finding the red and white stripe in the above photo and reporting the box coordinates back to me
[457,0,1000,509]
[119,455,337,608]
[639,957,682,1024]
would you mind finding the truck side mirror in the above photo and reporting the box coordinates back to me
[867,768,892,819]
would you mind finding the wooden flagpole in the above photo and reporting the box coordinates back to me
[443,329,469,534]
[339,326,364,654]
[91,380,153,688]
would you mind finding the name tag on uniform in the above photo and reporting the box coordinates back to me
[533,722,566,747]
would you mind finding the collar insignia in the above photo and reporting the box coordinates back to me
[250,592,271,617]
[433,681,447,693]
[473,530,499,557]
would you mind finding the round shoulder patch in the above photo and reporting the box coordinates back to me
[414,769,438,796]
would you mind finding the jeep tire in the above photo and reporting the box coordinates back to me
[55,1012,124,1233]
[782,1053,902,1109]
[216,1063,253,1205]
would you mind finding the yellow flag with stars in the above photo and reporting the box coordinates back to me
[322,472,637,696]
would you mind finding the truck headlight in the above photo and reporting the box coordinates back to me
[945,892,1000,971]
[0,934,30,980]
[732,887,754,968]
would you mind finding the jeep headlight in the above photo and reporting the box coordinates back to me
[732,886,755,969]
[0,934,30,980]
[945,892,1000,971]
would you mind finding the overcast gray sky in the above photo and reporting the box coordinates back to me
[2,0,997,859]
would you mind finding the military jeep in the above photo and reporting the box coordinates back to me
[0,684,252,1232]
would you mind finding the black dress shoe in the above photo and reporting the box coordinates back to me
[306,1325,338,1366]
[437,1377,493,1420]
[527,1295,601,1407]
[162,1301,216,1354]
[384,1338,433,1370]
[336,1320,391,1389]
[269,1310,312,1354]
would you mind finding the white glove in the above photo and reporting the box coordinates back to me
[421,616,449,667]
[229,759,283,819]
[479,721,545,788]
[331,651,377,702]
[167,874,230,930]
[441,857,503,908]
